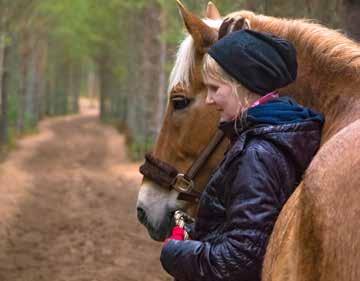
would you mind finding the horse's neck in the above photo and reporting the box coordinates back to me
[246,14,360,141]
[281,68,360,142]
[281,83,360,142]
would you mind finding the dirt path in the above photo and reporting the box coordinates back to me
[0,99,171,281]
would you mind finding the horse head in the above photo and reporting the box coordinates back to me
[136,1,252,241]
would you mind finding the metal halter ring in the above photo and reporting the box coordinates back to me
[171,174,194,193]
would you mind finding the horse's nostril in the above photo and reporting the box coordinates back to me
[137,207,147,224]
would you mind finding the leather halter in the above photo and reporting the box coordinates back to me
[139,130,225,203]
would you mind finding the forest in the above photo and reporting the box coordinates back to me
[0,0,359,159]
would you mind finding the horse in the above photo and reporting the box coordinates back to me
[137,1,360,280]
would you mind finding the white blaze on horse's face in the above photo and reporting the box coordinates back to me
[136,14,223,241]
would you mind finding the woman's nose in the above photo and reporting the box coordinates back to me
[205,94,214,105]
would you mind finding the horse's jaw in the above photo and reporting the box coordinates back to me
[136,180,185,241]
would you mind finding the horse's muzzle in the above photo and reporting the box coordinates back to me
[136,204,173,241]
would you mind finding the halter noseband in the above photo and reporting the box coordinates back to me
[139,130,225,203]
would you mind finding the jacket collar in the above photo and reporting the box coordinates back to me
[218,95,324,145]
[218,118,248,145]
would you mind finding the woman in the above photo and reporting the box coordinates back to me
[160,30,324,281]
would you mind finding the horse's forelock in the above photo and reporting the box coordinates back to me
[168,18,222,95]
[168,35,195,94]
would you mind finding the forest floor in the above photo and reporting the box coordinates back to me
[0,98,171,281]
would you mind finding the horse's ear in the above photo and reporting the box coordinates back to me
[236,18,251,30]
[206,2,221,20]
[218,16,251,40]
[176,0,217,53]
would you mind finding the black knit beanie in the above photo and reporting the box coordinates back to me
[208,29,297,96]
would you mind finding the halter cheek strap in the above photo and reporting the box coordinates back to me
[139,130,225,203]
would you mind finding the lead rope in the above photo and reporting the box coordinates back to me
[174,210,195,239]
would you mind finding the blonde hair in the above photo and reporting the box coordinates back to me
[202,53,260,120]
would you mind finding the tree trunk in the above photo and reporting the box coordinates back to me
[99,67,106,121]
[140,2,162,140]
[125,10,142,140]
[72,63,81,113]
[342,0,360,41]
[25,36,38,127]
[0,34,4,107]
[0,35,9,144]
[155,8,167,134]
[68,62,75,113]
[140,5,152,140]
[97,54,112,121]
[18,30,30,132]
[47,64,56,116]
[36,38,48,119]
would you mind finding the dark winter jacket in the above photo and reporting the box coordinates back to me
[160,97,324,281]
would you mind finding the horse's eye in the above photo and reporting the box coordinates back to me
[171,95,191,110]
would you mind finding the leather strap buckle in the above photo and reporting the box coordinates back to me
[172,174,194,193]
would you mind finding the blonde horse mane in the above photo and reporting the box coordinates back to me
[228,11,360,80]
